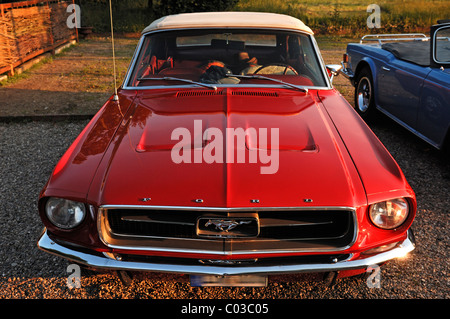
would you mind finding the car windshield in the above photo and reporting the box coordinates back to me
[127,29,328,88]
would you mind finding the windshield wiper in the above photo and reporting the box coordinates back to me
[137,74,308,93]
[137,76,218,90]
[226,74,308,93]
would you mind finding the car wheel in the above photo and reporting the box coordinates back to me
[354,68,376,121]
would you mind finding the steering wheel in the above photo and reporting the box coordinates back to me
[254,63,298,75]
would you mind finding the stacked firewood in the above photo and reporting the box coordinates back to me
[7,6,53,61]
[51,1,75,43]
[0,15,14,72]
[0,1,76,74]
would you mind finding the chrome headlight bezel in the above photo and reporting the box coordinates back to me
[369,198,410,230]
[45,197,86,230]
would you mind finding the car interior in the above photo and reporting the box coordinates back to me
[128,30,327,88]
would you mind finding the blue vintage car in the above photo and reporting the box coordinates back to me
[341,21,450,150]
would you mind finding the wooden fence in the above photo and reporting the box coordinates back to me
[0,0,77,76]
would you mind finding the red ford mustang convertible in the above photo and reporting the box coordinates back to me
[37,12,416,286]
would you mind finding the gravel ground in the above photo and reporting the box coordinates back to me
[0,37,448,303]
[0,114,448,301]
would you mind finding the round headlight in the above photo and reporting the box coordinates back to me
[45,197,86,229]
[369,198,409,230]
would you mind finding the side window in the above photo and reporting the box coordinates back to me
[129,38,153,86]
[299,36,327,86]
[300,38,316,71]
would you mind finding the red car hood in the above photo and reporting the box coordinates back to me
[88,89,366,208]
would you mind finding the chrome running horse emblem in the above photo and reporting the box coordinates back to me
[204,219,252,232]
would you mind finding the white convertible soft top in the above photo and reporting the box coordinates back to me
[142,12,313,35]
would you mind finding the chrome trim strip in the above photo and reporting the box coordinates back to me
[37,229,415,276]
[360,33,428,45]
[120,215,195,226]
[376,107,442,150]
[123,84,332,91]
[340,61,354,80]
[100,205,356,211]
[97,206,358,255]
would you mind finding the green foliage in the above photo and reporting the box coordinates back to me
[76,0,238,33]
[70,0,449,35]
[152,0,238,17]
[76,0,150,33]
[235,0,450,36]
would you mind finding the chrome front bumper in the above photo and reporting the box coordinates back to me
[37,229,415,276]
[340,61,355,83]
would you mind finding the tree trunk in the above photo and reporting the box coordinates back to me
[148,0,153,13]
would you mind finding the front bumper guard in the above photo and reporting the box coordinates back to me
[340,61,355,83]
[37,229,415,276]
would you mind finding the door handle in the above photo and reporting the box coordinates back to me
[381,66,391,72]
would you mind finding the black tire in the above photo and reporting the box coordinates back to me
[354,67,376,121]
[443,132,450,163]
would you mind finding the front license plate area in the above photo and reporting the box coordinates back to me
[190,275,267,287]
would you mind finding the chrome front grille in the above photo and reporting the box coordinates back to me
[99,206,356,255]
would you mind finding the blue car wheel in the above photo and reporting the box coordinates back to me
[355,68,376,121]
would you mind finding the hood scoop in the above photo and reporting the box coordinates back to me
[136,115,211,152]
[245,120,318,152]
[135,88,316,153]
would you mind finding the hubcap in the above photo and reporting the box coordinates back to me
[357,77,371,113]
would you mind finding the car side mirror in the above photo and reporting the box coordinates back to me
[433,24,450,66]
[326,64,343,83]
